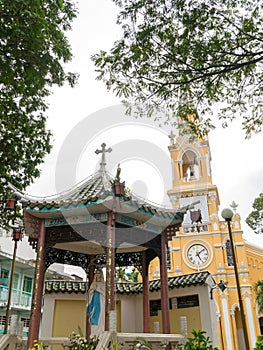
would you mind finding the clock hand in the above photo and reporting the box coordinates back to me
[195,252,203,261]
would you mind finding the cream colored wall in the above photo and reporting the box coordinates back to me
[118,285,218,346]
[149,307,201,335]
[52,299,86,350]
[118,294,143,332]
[41,295,55,338]
[41,292,86,338]
[42,282,217,347]
[116,300,121,332]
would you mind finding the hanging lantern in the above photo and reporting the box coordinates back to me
[4,198,17,211]
[12,228,23,242]
[113,181,125,197]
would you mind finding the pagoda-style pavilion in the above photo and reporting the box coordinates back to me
[9,144,187,348]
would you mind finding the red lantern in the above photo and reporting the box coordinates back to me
[114,181,125,197]
[12,228,23,242]
[4,198,17,210]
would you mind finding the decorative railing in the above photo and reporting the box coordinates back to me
[0,334,23,350]
[18,332,185,350]
[0,285,32,309]
[182,223,208,233]
[95,331,113,349]
[117,332,185,349]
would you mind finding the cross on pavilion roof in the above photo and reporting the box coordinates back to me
[7,143,202,247]
[95,143,112,173]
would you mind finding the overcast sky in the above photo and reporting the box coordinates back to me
[27,0,263,248]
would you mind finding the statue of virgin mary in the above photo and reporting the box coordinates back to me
[87,269,105,337]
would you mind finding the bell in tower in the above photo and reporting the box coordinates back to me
[182,150,199,182]
[167,128,220,225]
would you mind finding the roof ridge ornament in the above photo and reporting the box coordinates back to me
[95,143,112,173]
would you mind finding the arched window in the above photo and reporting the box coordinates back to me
[225,240,234,266]
[259,317,263,335]
[182,150,199,181]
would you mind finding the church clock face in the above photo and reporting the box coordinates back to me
[187,244,209,266]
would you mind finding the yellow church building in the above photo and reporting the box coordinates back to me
[148,131,263,349]
[38,129,263,350]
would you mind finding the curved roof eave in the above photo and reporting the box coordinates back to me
[9,171,184,225]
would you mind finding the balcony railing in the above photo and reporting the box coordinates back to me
[182,223,208,233]
[0,284,32,310]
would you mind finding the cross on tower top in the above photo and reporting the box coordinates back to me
[168,131,176,145]
[95,143,112,172]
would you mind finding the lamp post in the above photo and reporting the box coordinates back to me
[4,227,23,334]
[221,208,250,350]
[210,280,227,300]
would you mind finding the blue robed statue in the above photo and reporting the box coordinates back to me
[87,269,105,337]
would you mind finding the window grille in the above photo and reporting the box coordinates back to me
[20,317,30,328]
[226,240,234,266]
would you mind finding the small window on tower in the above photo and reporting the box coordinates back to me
[182,150,199,181]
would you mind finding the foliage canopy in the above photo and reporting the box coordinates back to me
[254,280,263,314]
[0,0,78,227]
[93,0,263,137]
[246,192,263,234]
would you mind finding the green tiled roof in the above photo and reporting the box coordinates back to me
[116,271,211,295]
[44,272,211,295]
[45,280,87,294]
[23,172,111,210]
[18,171,184,222]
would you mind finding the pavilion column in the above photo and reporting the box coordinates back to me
[142,251,150,333]
[86,259,95,339]
[160,231,170,334]
[28,219,46,348]
[105,210,116,331]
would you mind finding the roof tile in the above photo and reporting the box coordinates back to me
[44,272,211,295]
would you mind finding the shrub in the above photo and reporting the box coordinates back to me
[184,330,219,350]
[254,335,263,350]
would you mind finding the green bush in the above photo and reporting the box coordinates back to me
[254,335,263,350]
[184,330,219,350]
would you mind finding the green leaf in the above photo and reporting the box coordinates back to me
[93,0,263,137]
[0,0,78,227]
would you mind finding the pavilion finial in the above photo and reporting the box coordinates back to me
[95,143,112,172]
[115,163,121,181]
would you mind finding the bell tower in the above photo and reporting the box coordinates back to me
[167,131,220,232]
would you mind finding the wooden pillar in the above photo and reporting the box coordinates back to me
[160,231,170,334]
[27,219,46,348]
[105,210,116,331]
[142,251,150,333]
[86,259,95,339]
